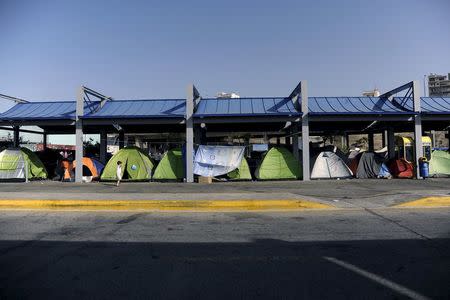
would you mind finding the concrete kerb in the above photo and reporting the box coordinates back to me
[0,199,335,212]
[393,196,450,208]
[0,179,449,211]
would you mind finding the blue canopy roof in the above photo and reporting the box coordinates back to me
[392,97,450,114]
[308,97,414,115]
[0,101,90,120]
[194,97,300,117]
[82,99,185,119]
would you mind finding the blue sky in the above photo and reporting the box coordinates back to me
[1,0,449,143]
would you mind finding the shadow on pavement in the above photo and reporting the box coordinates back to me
[0,238,449,299]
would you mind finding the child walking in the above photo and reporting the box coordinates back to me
[116,161,123,187]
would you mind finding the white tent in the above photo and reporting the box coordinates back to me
[311,151,353,179]
[0,149,27,179]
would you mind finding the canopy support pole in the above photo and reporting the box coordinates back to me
[13,126,20,147]
[368,132,374,152]
[301,81,310,181]
[387,128,395,159]
[118,131,125,149]
[75,86,84,183]
[292,125,299,161]
[100,130,107,164]
[185,84,198,183]
[43,132,47,149]
[448,128,450,150]
[430,130,436,148]
[413,80,423,179]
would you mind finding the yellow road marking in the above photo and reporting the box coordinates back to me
[0,199,334,211]
[394,196,450,208]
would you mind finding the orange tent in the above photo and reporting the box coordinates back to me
[72,157,99,178]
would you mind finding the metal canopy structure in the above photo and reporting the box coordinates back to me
[0,101,78,126]
[1,79,449,183]
[195,97,300,119]
[81,99,186,127]
[308,97,414,115]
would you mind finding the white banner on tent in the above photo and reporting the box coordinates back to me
[193,146,245,177]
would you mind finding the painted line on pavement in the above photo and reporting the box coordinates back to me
[394,196,450,208]
[0,199,334,211]
[324,256,431,300]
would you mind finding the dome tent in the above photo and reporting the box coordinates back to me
[355,152,388,179]
[429,150,450,177]
[0,147,47,180]
[72,157,105,182]
[101,147,154,181]
[388,158,413,178]
[311,151,353,179]
[255,147,301,180]
[227,156,252,180]
[153,148,184,180]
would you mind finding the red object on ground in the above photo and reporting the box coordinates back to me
[388,159,414,178]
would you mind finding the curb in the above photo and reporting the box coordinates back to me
[0,199,335,212]
[393,196,450,208]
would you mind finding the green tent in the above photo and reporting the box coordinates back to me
[0,147,47,180]
[429,150,450,177]
[227,156,252,180]
[100,147,154,181]
[255,147,302,180]
[153,148,184,180]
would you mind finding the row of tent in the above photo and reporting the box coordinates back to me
[99,146,303,181]
[310,147,450,179]
[1,146,450,181]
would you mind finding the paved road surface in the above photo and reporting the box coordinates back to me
[0,208,449,299]
[1,179,450,209]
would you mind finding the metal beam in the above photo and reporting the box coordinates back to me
[308,114,415,122]
[100,130,107,164]
[387,128,395,159]
[0,93,29,104]
[292,124,299,162]
[75,86,84,183]
[0,126,44,134]
[118,131,125,149]
[82,86,113,112]
[368,132,374,152]
[412,81,423,179]
[0,120,75,127]
[82,118,185,126]
[288,81,302,111]
[301,81,310,181]
[194,116,301,124]
[379,81,414,99]
[185,84,195,183]
[13,126,20,147]
[43,132,47,149]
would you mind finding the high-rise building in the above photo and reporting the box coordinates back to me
[428,73,450,97]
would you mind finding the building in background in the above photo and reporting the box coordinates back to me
[216,92,240,98]
[362,88,380,97]
[428,73,450,97]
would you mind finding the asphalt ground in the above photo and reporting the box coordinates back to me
[0,179,449,209]
[0,208,449,299]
